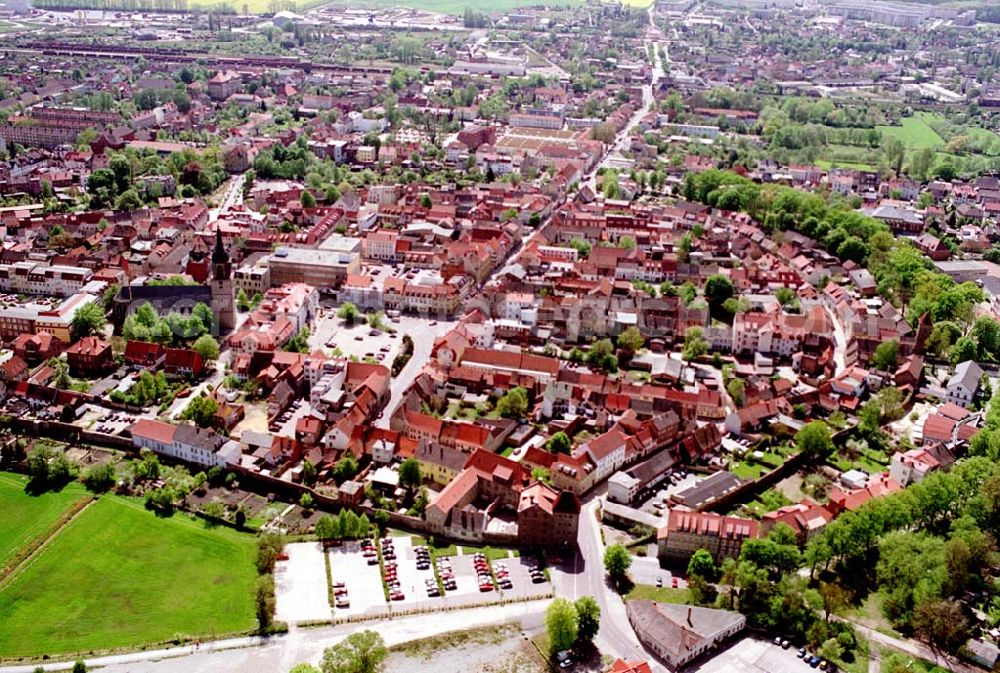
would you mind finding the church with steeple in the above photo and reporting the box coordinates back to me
[111,228,237,337]
[210,228,236,333]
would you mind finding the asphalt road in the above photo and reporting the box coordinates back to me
[1,602,549,673]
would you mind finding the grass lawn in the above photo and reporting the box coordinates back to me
[0,496,258,659]
[409,534,516,561]
[0,472,87,569]
[877,112,945,150]
[458,544,518,561]
[729,451,784,481]
[624,584,690,604]
[737,487,792,519]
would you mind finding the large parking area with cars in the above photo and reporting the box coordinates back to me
[279,534,553,622]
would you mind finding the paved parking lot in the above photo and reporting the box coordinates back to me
[630,556,686,588]
[309,307,456,365]
[637,473,699,517]
[321,537,553,617]
[689,637,811,673]
[81,404,140,436]
[274,542,331,623]
[385,536,438,607]
[327,541,387,617]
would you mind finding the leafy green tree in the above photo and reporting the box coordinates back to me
[114,189,143,211]
[775,287,796,306]
[81,462,116,493]
[687,548,718,582]
[682,327,709,361]
[192,334,220,363]
[301,459,317,485]
[546,431,572,454]
[299,493,314,510]
[726,378,745,407]
[912,598,971,650]
[795,421,834,460]
[283,328,311,354]
[320,630,388,673]
[496,387,529,418]
[817,638,843,663]
[573,596,600,646]
[70,301,107,340]
[739,524,802,578]
[255,533,285,575]
[334,453,359,481]
[837,236,868,264]
[926,321,961,357]
[871,339,899,371]
[180,395,218,428]
[545,597,579,654]
[616,326,644,355]
[289,665,321,673]
[877,530,946,629]
[26,444,74,492]
[973,316,1000,360]
[704,274,735,309]
[569,239,591,258]
[72,661,87,673]
[950,336,978,365]
[337,302,360,324]
[604,544,632,584]
[254,574,276,631]
[300,190,316,208]
[315,514,337,541]
[398,458,421,491]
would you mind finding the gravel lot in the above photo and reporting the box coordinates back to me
[383,622,545,673]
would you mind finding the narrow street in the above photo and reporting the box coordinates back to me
[583,9,665,192]
[550,497,668,673]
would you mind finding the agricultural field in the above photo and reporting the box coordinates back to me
[0,496,257,659]
[186,0,326,13]
[0,472,87,568]
[876,112,946,150]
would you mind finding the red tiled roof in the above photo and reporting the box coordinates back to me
[132,418,177,445]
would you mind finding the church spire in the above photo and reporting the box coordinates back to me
[212,227,229,266]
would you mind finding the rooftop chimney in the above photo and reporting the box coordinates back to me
[686,606,693,627]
